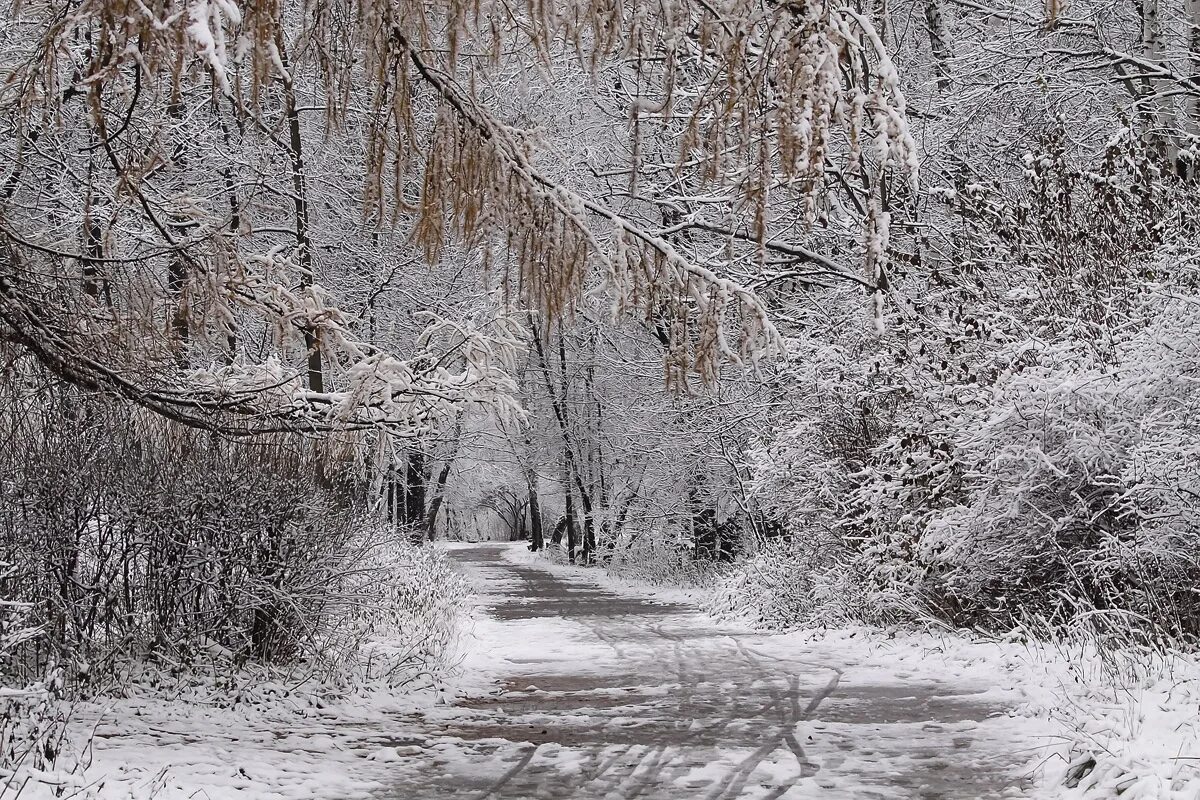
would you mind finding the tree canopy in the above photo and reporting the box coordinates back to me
[0,0,919,437]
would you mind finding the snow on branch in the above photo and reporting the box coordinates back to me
[0,0,921,429]
[400,30,782,388]
[0,238,522,437]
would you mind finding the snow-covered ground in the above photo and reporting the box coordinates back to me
[1042,648,1200,799]
[8,542,1197,799]
[502,543,1200,800]
[378,543,1061,798]
[5,666,454,799]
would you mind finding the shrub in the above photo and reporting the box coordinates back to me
[313,535,469,688]
[1,566,73,793]
[0,369,470,693]
[919,287,1200,639]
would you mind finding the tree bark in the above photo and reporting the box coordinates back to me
[276,34,324,393]
[1138,0,1177,167]
[404,450,427,536]
[527,484,544,551]
[386,462,400,527]
[925,0,953,95]
[426,457,454,541]
[563,461,578,564]
[530,319,597,563]
[425,418,464,540]
[82,210,104,301]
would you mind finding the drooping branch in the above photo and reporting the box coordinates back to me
[0,0,920,435]
[0,241,521,437]
[399,30,783,387]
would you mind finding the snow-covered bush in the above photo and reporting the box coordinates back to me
[0,664,70,791]
[745,289,995,625]
[0,410,353,676]
[706,538,862,628]
[1,564,75,794]
[0,565,38,680]
[313,535,469,688]
[920,287,1200,637]
[0,375,475,696]
[744,127,1200,640]
[919,355,1133,622]
[599,524,726,589]
[749,266,1200,638]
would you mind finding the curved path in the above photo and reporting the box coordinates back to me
[369,544,1049,800]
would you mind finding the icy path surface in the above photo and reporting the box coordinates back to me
[371,544,1053,800]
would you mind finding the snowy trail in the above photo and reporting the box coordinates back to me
[368,544,1052,799]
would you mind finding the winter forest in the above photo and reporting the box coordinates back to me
[2,0,1200,797]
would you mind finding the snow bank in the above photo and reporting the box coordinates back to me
[1041,649,1200,799]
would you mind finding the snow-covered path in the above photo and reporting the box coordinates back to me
[369,544,1054,799]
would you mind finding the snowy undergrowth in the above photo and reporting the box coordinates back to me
[704,538,892,629]
[710,548,1200,799]
[1035,644,1200,800]
[1,541,470,800]
[1,561,75,799]
[598,534,730,593]
[104,535,469,703]
[317,534,471,690]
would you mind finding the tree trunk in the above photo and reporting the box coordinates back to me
[166,251,190,364]
[564,468,579,564]
[82,210,104,300]
[216,96,242,360]
[1138,0,1177,167]
[276,34,324,393]
[424,417,463,540]
[386,462,401,527]
[404,450,427,539]
[875,0,893,50]
[687,474,719,560]
[555,327,596,563]
[426,456,454,541]
[925,0,952,95]
[527,481,544,551]
[530,318,598,562]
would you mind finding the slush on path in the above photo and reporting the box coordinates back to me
[371,544,1051,799]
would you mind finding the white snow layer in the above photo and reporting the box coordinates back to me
[7,542,1196,799]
